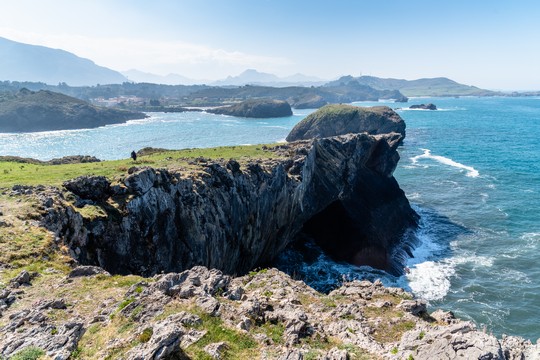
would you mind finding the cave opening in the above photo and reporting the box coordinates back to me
[297,200,391,272]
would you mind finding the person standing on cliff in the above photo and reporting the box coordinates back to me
[131,150,137,161]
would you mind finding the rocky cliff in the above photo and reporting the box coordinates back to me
[42,133,417,277]
[206,99,293,118]
[286,105,406,143]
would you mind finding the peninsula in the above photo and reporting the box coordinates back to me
[0,89,146,132]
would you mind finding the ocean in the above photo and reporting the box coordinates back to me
[1,96,539,340]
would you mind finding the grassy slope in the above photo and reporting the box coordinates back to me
[0,145,278,188]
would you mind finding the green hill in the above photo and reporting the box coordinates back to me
[0,89,146,132]
[326,75,496,97]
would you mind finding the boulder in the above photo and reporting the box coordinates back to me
[286,104,406,142]
[63,176,111,202]
[68,265,110,278]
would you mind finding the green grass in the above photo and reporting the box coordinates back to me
[0,144,280,188]
[185,312,259,359]
[9,346,45,360]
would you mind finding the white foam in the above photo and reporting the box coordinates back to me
[407,261,454,300]
[410,149,479,177]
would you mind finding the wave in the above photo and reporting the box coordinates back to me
[410,149,479,177]
[262,125,288,129]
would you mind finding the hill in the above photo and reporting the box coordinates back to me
[0,89,146,132]
[0,37,127,86]
[326,75,496,97]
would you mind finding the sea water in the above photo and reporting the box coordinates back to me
[1,97,539,340]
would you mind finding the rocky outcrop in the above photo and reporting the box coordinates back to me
[0,89,147,132]
[207,99,293,118]
[42,133,417,277]
[286,104,406,143]
[409,103,437,110]
[2,266,534,359]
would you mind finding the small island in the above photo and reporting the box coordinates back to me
[409,103,437,110]
[0,89,147,133]
[286,104,406,142]
[206,98,293,118]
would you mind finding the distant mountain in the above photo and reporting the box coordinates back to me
[213,69,327,87]
[0,89,146,132]
[326,75,496,97]
[0,37,127,86]
[122,69,209,85]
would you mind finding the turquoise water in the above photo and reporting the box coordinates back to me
[1,97,539,340]
[0,109,313,161]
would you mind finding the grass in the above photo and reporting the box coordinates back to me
[0,144,281,188]
[258,322,285,344]
[361,294,417,344]
[9,346,45,360]
[185,311,259,360]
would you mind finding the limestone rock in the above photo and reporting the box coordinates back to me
[396,299,427,316]
[127,316,185,360]
[68,265,110,278]
[204,341,228,359]
[63,176,111,201]
[0,321,84,360]
[44,133,418,277]
[10,270,31,286]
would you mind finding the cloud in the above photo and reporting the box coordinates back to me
[0,28,291,77]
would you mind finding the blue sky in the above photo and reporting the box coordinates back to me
[1,0,539,90]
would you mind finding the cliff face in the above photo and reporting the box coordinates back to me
[43,133,418,277]
[286,105,406,142]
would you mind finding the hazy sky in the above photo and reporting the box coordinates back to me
[1,0,539,90]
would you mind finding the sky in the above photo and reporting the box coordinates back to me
[1,0,539,90]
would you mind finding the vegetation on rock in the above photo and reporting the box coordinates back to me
[286,104,405,142]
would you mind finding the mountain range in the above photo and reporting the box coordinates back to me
[0,37,127,86]
[0,36,496,96]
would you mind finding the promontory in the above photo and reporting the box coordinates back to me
[0,89,147,132]
[286,104,405,142]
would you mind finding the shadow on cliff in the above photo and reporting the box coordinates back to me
[272,203,470,294]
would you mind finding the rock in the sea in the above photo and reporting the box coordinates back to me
[207,98,293,118]
[44,133,418,276]
[409,103,437,110]
[285,104,406,142]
